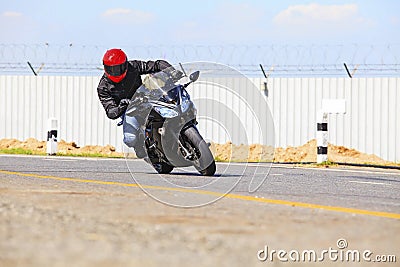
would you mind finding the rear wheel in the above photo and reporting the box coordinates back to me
[152,162,174,174]
[181,126,216,176]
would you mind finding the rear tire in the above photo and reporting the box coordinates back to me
[152,162,174,174]
[182,127,216,176]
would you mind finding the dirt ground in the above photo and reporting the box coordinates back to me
[0,138,396,165]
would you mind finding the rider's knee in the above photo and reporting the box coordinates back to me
[123,132,137,148]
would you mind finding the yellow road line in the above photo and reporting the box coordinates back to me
[1,169,400,220]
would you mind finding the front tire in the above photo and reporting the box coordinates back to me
[182,127,216,176]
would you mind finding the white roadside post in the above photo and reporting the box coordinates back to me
[317,99,346,163]
[46,118,58,155]
[316,111,328,163]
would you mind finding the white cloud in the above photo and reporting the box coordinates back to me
[0,11,41,43]
[273,4,362,25]
[272,3,372,40]
[103,8,131,17]
[1,11,23,17]
[102,8,154,24]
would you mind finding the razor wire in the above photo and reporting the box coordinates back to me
[0,43,399,77]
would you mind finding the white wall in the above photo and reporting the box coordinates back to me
[264,77,400,162]
[0,75,123,150]
[0,75,399,162]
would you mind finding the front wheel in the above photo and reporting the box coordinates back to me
[181,127,216,176]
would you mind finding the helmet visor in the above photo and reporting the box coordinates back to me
[104,62,127,77]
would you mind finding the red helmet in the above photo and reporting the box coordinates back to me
[103,48,128,83]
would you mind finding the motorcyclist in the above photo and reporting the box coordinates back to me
[97,48,182,158]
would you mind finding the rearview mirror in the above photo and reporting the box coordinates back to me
[189,71,200,82]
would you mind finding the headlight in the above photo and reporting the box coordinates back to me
[154,106,179,118]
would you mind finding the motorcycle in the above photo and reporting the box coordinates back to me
[125,68,216,176]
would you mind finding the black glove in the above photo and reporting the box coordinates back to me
[105,99,131,119]
[119,99,130,107]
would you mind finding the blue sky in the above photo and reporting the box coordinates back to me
[1,0,399,77]
[1,0,399,46]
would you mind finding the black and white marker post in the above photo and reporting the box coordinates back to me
[316,99,346,164]
[46,118,58,155]
[317,111,328,163]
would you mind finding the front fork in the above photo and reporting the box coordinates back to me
[178,139,193,160]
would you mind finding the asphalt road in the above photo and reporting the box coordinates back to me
[1,155,399,212]
[1,155,399,266]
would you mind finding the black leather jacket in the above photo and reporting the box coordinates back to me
[97,60,173,119]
